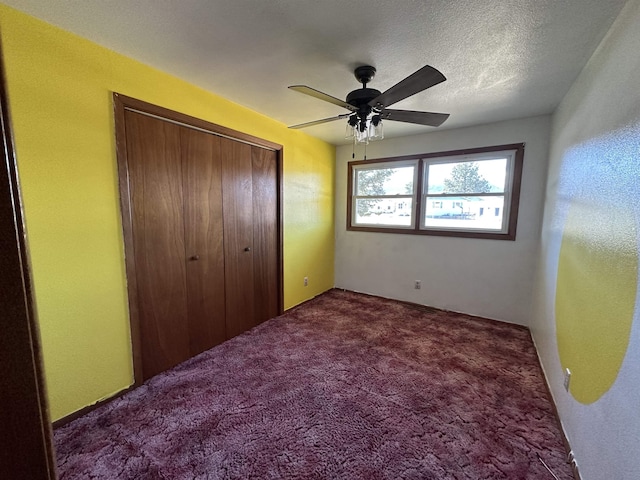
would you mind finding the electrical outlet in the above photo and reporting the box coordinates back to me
[414,280,421,290]
[304,276,308,287]
[563,368,571,391]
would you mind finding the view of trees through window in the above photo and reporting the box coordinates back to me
[354,165,414,226]
[443,162,492,193]
[424,159,507,231]
[355,168,395,217]
[349,144,523,239]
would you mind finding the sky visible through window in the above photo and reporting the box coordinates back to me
[379,166,414,194]
[381,158,507,193]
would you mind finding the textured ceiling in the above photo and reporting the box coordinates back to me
[2,0,627,145]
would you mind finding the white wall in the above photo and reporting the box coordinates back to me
[531,0,640,478]
[335,115,550,325]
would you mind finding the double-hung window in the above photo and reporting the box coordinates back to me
[350,160,418,228]
[348,143,524,240]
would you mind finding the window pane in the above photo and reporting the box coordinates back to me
[348,144,522,239]
[427,159,507,194]
[424,196,505,231]
[356,166,414,196]
[354,198,413,226]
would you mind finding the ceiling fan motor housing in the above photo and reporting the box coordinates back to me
[346,88,382,108]
[348,65,382,123]
[346,88,381,123]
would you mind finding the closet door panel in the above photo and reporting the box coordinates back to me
[181,128,227,355]
[221,138,255,338]
[126,111,190,380]
[251,147,279,324]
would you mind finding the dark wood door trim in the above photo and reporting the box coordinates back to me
[113,93,284,387]
[0,41,57,479]
[114,93,282,151]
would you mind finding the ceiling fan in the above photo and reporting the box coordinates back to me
[288,64,449,142]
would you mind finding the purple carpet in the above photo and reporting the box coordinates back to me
[54,289,573,479]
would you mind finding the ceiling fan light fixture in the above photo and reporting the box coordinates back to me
[355,124,369,145]
[347,114,383,144]
[369,115,384,141]
[356,115,371,144]
[345,114,359,139]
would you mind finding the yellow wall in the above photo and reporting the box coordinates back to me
[0,5,335,421]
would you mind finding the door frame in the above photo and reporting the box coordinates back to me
[0,42,57,478]
[113,93,284,386]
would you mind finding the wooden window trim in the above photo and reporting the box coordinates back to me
[347,143,525,240]
[350,159,419,230]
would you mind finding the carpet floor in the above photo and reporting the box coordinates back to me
[54,289,573,479]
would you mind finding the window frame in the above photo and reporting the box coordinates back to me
[347,143,525,240]
[350,159,419,230]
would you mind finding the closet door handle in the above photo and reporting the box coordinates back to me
[189,255,200,261]
[244,247,251,252]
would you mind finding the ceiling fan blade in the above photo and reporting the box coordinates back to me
[381,109,450,127]
[288,113,351,129]
[369,65,446,109]
[289,85,357,111]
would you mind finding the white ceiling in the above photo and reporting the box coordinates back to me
[3,0,627,145]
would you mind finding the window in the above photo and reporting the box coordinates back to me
[347,144,524,240]
[350,160,418,228]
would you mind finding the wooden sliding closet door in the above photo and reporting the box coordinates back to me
[126,112,227,380]
[251,146,279,324]
[221,141,279,337]
[116,94,282,384]
[221,138,255,338]
[126,111,190,379]
[182,128,227,355]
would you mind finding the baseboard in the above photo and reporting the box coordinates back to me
[334,287,530,331]
[52,384,135,429]
[529,332,581,480]
[568,451,581,480]
[284,287,337,312]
